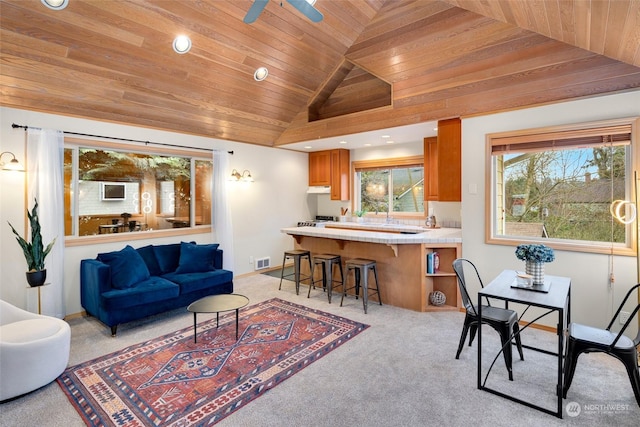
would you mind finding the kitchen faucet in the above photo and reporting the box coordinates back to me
[386,212,394,223]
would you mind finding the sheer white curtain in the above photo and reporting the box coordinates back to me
[27,128,65,318]
[212,151,234,271]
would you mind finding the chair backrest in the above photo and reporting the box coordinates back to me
[606,283,640,348]
[452,258,487,316]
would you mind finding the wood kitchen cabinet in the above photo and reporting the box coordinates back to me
[309,150,331,186]
[309,149,350,200]
[424,117,461,202]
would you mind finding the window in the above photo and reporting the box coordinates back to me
[353,156,424,216]
[487,118,638,255]
[63,140,213,239]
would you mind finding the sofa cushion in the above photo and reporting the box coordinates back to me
[175,242,220,274]
[163,269,233,294]
[100,277,179,311]
[153,243,182,274]
[136,245,162,276]
[97,245,150,289]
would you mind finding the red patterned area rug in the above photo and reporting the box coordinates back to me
[58,298,369,426]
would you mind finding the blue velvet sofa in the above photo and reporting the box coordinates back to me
[81,242,233,336]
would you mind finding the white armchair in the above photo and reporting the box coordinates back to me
[0,299,71,401]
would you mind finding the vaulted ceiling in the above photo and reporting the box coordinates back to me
[1,0,639,149]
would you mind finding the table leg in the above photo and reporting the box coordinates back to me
[556,307,564,417]
[235,308,240,340]
[477,295,482,390]
[193,313,197,343]
[37,286,42,315]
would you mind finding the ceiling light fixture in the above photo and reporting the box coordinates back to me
[339,140,347,144]
[172,35,192,54]
[41,0,69,10]
[254,67,269,81]
[0,152,25,171]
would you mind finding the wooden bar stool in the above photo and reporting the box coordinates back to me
[279,250,312,295]
[341,258,382,313]
[309,254,344,303]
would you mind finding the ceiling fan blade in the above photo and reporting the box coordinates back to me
[244,0,269,24]
[286,0,323,23]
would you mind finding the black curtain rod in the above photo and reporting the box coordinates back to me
[11,123,233,155]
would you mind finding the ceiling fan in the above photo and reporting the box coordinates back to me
[244,0,323,24]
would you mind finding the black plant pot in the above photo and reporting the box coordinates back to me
[26,269,47,287]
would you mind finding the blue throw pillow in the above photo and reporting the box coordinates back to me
[97,245,150,289]
[153,243,182,274]
[175,242,220,274]
[136,245,162,276]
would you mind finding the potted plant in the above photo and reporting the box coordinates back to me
[353,209,367,223]
[8,199,56,287]
[515,244,555,285]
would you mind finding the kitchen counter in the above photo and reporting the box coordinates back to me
[281,223,461,245]
[280,223,462,312]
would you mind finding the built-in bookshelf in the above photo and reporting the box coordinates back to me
[424,243,462,312]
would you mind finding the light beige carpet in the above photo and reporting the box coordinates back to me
[1,273,638,426]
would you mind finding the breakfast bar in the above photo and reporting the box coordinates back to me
[281,223,462,312]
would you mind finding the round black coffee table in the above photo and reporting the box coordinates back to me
[187,294,249,342]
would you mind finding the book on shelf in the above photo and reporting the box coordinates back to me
[426,251,440,274]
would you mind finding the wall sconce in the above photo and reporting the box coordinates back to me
[0,152,25,171]
[230,169,254,182]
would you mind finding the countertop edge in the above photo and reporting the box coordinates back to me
[281,226,462,244]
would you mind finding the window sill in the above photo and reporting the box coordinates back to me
[486,235,636,257]
[64,226,212,247]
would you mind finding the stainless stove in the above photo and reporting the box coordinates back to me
[297,215,335,227]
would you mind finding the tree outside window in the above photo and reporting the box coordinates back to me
[357,166,424,215]
[489,118,636,253]
[63,144,212,237]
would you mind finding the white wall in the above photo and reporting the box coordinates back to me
[0,107,313,315]
[461,90,640,335]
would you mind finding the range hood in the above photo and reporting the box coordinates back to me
[307,186,331,194]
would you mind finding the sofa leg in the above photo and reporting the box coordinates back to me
[111,325,118,336]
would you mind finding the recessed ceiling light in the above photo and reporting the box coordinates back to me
[41,0,68,10]
[304,146,312,149]
[364,143,371,147]
[173,35,191,54]
[386,140,395,144]
[381,135,390,138]
[339,140,347,144]
[254,67,269,81]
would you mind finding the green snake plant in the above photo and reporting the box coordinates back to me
[8,199,56,271]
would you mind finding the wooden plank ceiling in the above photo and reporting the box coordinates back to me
[1,0,639,149]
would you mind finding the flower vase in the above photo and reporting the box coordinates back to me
[525,261,544,285]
